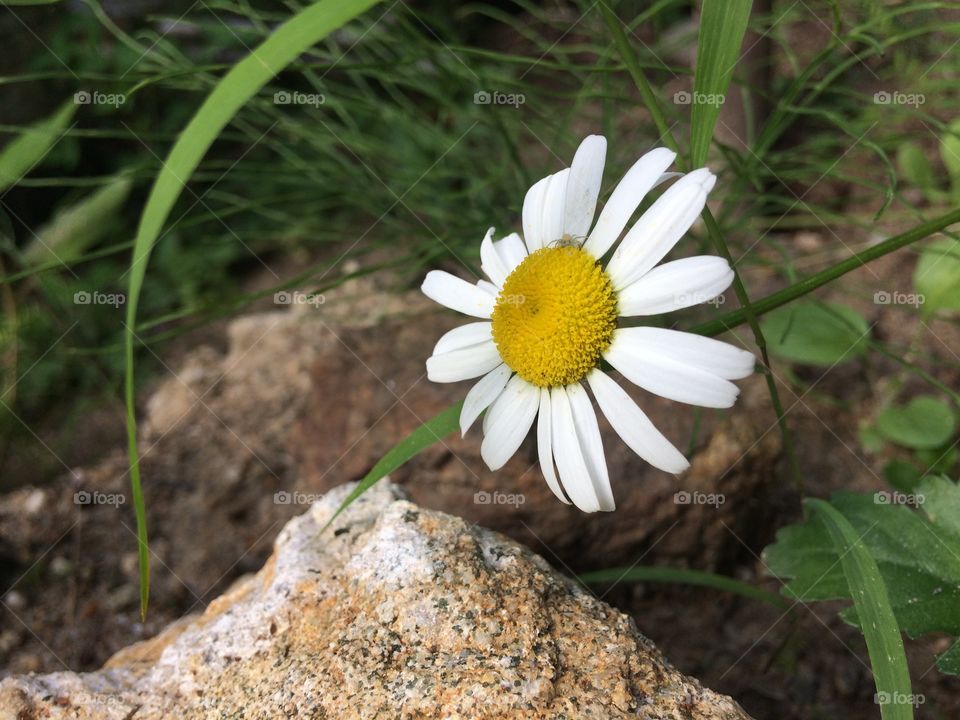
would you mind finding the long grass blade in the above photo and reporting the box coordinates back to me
[0,101,74,192]
[579,566,789,608]
[23,177,132,265]
[123,0,383,618]
[689,0,753,167]
[806,499,914,720]
[321,401,463,531]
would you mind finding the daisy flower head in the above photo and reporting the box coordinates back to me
[421,135,756,512]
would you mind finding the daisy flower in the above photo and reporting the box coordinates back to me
[421,135,755,512]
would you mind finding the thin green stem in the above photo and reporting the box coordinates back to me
[692,207,960,338]
[578,565,790,609]
[703,208,803,490]
[599,2,680,159]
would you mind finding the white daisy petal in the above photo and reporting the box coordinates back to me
[494,232,528,276]
[422,270,495,318]
[537,388,569,504]
[483,368,519,436]
[522,176,549,254]
[549,387,602,512]
[477,279,500,297]
[655,171,683,187]
[617,256,734,316]
[606,168,717,290]
[583,147,676,259]
[426,340,502,383]
[540,168,570,248]
[460,363,512,436]
[618,326,755,379]
[480,227,509,287]
[480,375,540,470]
[433,322,493,356]
[587,369,689,474]
[563,135,607,241]
[604,328,749,408]
[565,382,615,511]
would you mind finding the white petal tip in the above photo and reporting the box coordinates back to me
[482,455,505,472]
[697,169,717,193]
[573,500,602,513]
[667,458,691,475]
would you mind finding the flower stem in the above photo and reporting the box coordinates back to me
[599,3,680,160]
[702,208,803,490]
[691,207,960,337]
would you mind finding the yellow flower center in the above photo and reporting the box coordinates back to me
[491,245,617,388]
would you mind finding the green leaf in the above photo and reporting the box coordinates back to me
[322,401,463,531]
[765,477,960,677]
[940,118,960,201]
[23,177,133,266]
[0,101,75,192]
[876,396,956,450]
[896,142,934,192]
[761,301,870,366]
[918,445,959,476]
[804,499,914,720]
[936,643,960,675]
[883,460,922,493]
[914,239,960,315]
[123,0,383,618]
[579,566,789,609]
[689,0,753,167]
[859,424,885,454]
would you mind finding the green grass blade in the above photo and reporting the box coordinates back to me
[806,499,914,720]
[578,566,789,608]
[122,0,383,618]
[0,101,75,192]
[598,3,679,158]
[689,0,753,167]
[321,401,463,532]
[23,177,132,265]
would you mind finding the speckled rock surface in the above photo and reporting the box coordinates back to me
[1,481,751,720]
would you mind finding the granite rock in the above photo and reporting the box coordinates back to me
[0,481,752,720]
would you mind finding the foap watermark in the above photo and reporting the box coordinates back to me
[873,290,924,308]
[874,490,924,507]
[873,90,925,107]
[673,90,725,107]
[474,490,525,507]
[274,90,325,107]
[74,490,125,507]
[74,290,125,308]
[675,291,725,307]
[498,293,526,306]
[875,692,925,708]
[674,490,725,508]
[74,90,126,108]
[61,692,130,712]
[473,90,525,108]
[274,290,325,308]
[274,490,323,505]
